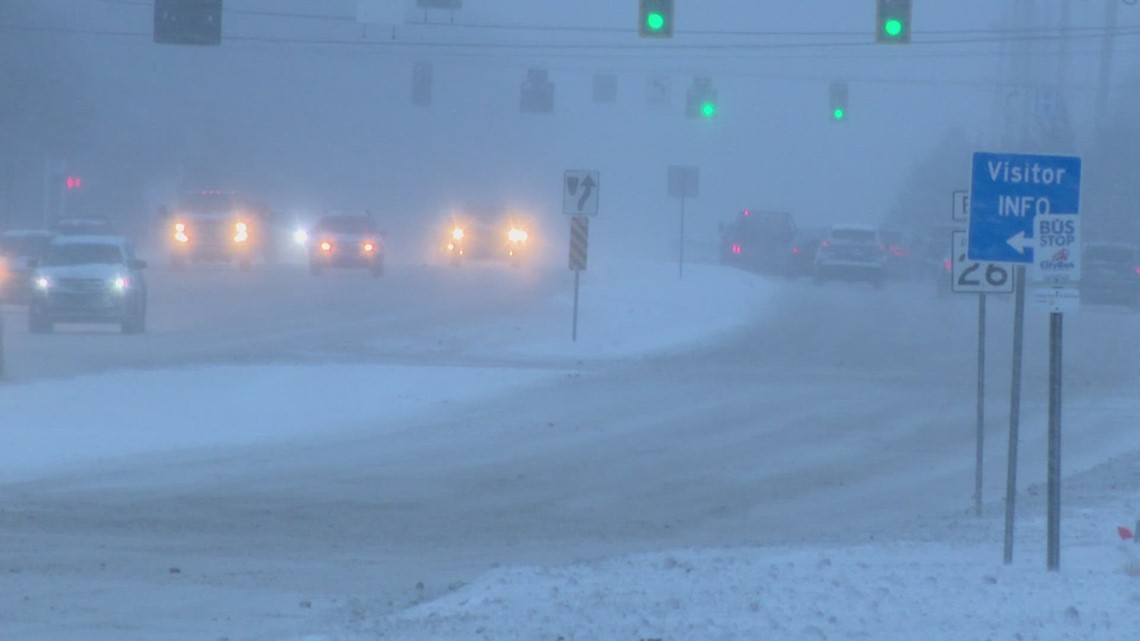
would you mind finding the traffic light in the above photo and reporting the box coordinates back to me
[876,0,912,44]
[829,82,848,122]
[639,0,674,38]
[521,67,555,114]
[154,0,223,46]
[686,77,717,120]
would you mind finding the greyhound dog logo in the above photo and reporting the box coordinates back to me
[1050,248,1069,262]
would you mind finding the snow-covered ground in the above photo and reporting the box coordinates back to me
[299,505,1140,641]
[0,262,770,483]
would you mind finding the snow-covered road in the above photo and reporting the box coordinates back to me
[1,260,1138,640]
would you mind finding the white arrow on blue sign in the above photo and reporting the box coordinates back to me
[967,152,1081,264]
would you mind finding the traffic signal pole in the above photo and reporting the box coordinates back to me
[678,195,686,280]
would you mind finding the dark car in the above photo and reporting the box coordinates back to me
[29,235,148,334]
[1080,243,1140,308]
[718,209,796,275]
[0,229,56,303]
[308,214,385,277]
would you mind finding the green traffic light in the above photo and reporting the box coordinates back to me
[646,12,665,31]
[833,108,845,120]
[701,102,717,118]
[883,18,903,38]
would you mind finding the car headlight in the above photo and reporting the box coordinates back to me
[34,276,51,291]
[451,227,465,241]
[234,222,250,243]
[111,276,130,291]
[293,228,309,245]
[319,240,332,252]
[508,228,528,243]
[362,241,376,253]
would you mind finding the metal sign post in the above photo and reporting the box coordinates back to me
[950,227,1011,517]
[1033,209,1082,573]
[678,195,686,279]
[974,292,987,516]
[563,170,598,342]
[1047,311,1063,570]
[667,165,699,280]
[1004,265,1026,564]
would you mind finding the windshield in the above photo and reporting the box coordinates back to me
[830,229,877,243]
[180,192,238,212]
[43,243,125,266]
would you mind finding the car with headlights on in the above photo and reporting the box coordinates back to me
[444,206,532,267]
[163,191,269,271]
[308,214,385,277]
[29,235,148,334]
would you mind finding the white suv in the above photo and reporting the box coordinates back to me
[814,224,887,287]
[29,235,149,334]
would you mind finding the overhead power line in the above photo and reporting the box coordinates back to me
[75,0,1140,40]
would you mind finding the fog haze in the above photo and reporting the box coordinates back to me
[6,0,1132,255]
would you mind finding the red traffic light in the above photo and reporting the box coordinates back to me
[66,176,83,190]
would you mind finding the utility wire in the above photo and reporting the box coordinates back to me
[74,0,1140,39]
[6,18,1140,52]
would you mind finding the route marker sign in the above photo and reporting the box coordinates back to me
[563,170,600,216]
[952,190,969,222]
[952,231,1014,294]
[967,152,1081,264]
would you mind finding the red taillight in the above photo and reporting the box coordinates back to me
[792,246,801,255]
[943,259,952,271]
[363,242,375,253]
[820,240,830,249]
[1135,267,1140,275]
[731,243,742,255]
[889,246,910,258]
[320,241,332,252]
